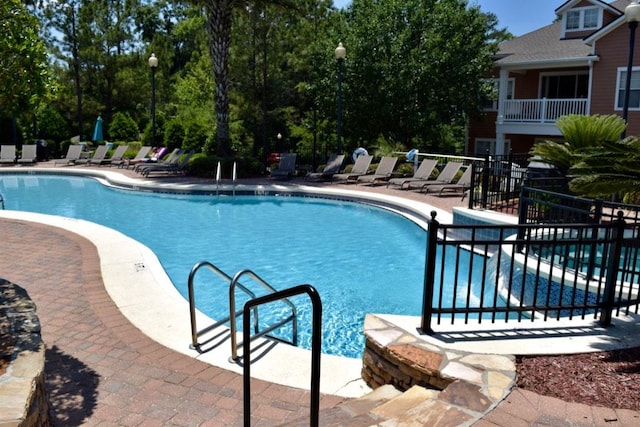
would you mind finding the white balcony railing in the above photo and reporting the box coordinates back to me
[501,98,588,123]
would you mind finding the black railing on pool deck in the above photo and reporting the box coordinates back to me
[420,211,640,334]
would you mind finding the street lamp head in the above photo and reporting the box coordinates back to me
[626,1,640,23]
[335,42,346,60]
[277,133,282,140]
[148,53,158,68]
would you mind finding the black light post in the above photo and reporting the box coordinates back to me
[335,42,346,154]
[148,53,158,147]
[622,1,640,138]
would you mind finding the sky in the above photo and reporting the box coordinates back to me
[333,0,561,37]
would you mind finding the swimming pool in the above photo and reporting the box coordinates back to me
[0,173,484,358]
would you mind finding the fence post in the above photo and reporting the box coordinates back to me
[421,211,439,334]
[600,211,625,326]
[481,152,490,209]
[468,162,476,209]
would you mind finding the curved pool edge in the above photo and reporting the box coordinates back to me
[0,169,454,399]
[0,209,371,398]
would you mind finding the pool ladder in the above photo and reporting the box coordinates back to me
[187,261,323,426]
[187,261,299,360]
[0,191,4,209]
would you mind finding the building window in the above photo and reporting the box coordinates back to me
[564,7,601,32]
[474,139,511,156]
[482,78,514,111]
[616,67,640,110]
[583,8,599,28]
[540,73,588,98]
[566,10,580,30]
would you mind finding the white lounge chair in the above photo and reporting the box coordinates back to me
[54,144,83,166]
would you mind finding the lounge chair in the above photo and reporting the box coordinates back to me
[135,148,178,173]
[17,145,37,164]
[140,150,194,177]
[0,145,16,165]
[356,156,398,185]
[270,153,297,180]
[406,161,463,191]
[121,146,152,169]
[76,145,109,165]
[387,159,438,190]
[422,165,474,199]
[54,144,83,166]
[332,155,373,182]
[99,144,129,166]
[305,154,345,181]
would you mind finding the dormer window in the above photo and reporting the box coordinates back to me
[564,7,601,32]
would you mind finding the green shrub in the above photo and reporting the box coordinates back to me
[109,112,139,142]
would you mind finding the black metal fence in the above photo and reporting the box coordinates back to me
[420,211,640,333]
[468,153,529,214]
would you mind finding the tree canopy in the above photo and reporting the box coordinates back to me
[9,0,500,165]
[0,0,51,118]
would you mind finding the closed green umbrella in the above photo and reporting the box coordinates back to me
[92,116,103,142]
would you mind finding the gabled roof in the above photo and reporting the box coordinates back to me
[494,0,630,70]
[556,0,622,16]
[584,0,631,44]
[494,22,596,70]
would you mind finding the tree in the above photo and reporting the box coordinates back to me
[185,0,297,157]
[109,111,139,142]
[568,137,640,202]
[529,114,627,174]
[0,0,51,123]
[341,0,499,151]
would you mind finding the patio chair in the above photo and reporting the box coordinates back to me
[406,161,463,192]
[17,145,38,164]
[140,150,195,177]
[121,146,152,169]
[387,159,438,190]
[332,155,373,182]
[422,165,473,199]
[305,154,345,181]
[270,153,297,180]
[134,147,177,173]
[100,144,129,166]
[0,145,16,165]
[75,144,109,165]
[356,156,398,185]
[54,144,83,166]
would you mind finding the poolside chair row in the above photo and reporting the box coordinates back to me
[299,153,473,198]
[54,143,131,167]
[135,148,195,177]
[0,145,38,165]
[387,160,473,198]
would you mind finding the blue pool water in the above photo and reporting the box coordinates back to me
[0,174,484,358]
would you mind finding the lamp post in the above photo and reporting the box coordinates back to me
[335,42,346,154]
[148,53,158,147]
[622,1,640,138]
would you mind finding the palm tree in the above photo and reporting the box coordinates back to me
[529,114,626,174]
[190,0,296,157]
[568,137,640,202]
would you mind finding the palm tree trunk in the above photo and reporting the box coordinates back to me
[204,0,234,157]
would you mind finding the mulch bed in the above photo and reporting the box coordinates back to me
[516,346,640,410]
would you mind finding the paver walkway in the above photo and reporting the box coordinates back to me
[0,219,343,426]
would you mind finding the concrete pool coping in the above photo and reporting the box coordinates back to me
[2,167,640,399]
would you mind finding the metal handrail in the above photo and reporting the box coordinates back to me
[242,284,322,427]
[0,191,4,209]
[229,269,298,361]
[188,262,299,362]
[187,261,259,352]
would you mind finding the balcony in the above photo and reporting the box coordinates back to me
[501,98,588,123]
